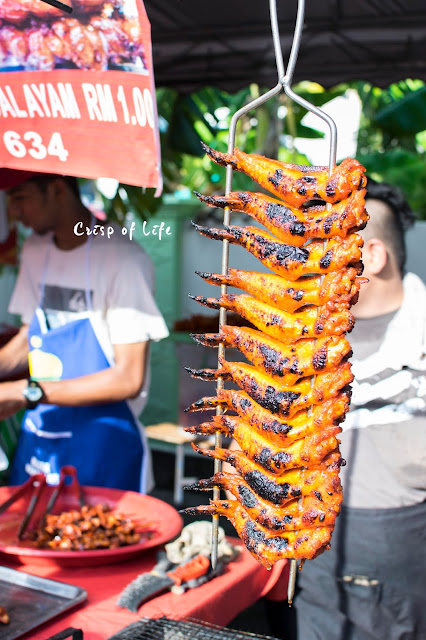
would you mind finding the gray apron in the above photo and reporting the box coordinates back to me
[294,501,426,640]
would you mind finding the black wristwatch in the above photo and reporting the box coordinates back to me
[22,379,44,409]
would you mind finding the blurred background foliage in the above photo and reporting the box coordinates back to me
[103,79,426,221]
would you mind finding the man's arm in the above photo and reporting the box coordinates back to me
[0,325,29,381]
[0,341,148,419]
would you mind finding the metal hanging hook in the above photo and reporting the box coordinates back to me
[210,0,339,596]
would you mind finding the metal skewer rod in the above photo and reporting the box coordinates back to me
[279,0,337,604]
[211,80,284,568]
[212,0,285,568]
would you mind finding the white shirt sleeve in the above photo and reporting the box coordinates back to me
[105,242,169,345]
[8,240,40,324]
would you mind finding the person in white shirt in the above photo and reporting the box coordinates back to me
[0,169,169,492]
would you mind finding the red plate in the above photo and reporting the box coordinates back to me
[0,484,183,567]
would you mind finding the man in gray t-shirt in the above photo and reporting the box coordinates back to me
[293,181,426,640]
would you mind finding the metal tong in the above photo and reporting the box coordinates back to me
[39,0,73,13]
[0,465,84,539]
[210,0,338,605]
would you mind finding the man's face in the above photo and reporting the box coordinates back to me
[6,180,56,235]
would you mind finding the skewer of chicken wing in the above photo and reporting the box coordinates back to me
[186,388,351,448]
[196,267,366,313]
[194,188,367,246]
[186,358,353,418]
[192,222,363,280]
[191,327,352,384]
[187,415,341,474]
[183,489,341,531]
[190,293,354,343]
[190,449,343,506]
[201,144,366,207]
[187,142,366,571]
[184,497,333,568]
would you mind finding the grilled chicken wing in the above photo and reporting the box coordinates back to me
[190,293,354,343]
[186,359,353,418]
[183,489,341,532]
[184,498,333,568]
[191,327,352,385]
[193,223,363,281]
[195,189,368,246]
[191,447,343,506]
[186,415,341,473]
[186,388,351,449]
[196,267,365,314]
[202,144,366,206]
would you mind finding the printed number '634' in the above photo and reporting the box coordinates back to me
[3,131,69,162]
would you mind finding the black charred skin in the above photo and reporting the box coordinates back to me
[314,491,323,501]
[319,249,333,269]
[258,386,300,415]
[195,271,221,285]
[201,142,237,169]
[244,230,309,265]
[189,294,221,310]
[262,419,293,436]
[238,191,251,204]
[268,169,283,189]
[258,345,290,377]
[190,333,222,347]
[287,287,304,301]
[323,213,339,235]
[260,512,293,531]
[193,191,221,207]
[184,396,219,412]
[312,346,328,370]
[325,179,337,198]
[245,470,290,505]
[265,203,306,237]
[184,366,228,381]
[238,396,252,411]
[238,485,258,509]
[253,447,291,472]
[244,520,289,553]
[289,359,300,375]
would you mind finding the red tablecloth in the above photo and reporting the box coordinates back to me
[2,543,288,640]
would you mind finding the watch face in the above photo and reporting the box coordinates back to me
[27,386,43,402]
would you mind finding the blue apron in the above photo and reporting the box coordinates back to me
[10,227,145,491]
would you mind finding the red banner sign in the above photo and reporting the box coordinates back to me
[0,0,162,190]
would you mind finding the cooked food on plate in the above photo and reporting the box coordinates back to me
[29,504,153,550]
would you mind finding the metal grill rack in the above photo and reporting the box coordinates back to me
[209,0,338,604]
[107,617,280,640]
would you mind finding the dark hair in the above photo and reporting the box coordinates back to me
[366,178,415,273]
[30,175,80,199]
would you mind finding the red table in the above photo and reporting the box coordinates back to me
[2,544,289,640]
